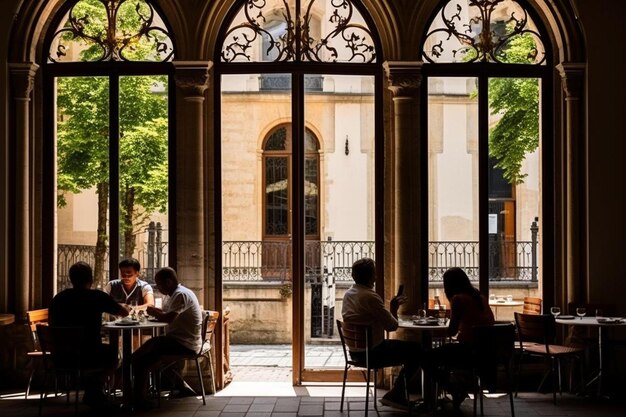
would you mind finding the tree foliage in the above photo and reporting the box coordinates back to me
[488,34,540,184]
[56,0,169,284]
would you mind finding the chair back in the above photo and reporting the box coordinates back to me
[472,323,515,364]
[522,297,542,315]
[26,308,49,351]
[336,320,370,365]
[472,323,516,391]
[200,310,220,354]
[514,312,555,347]
[36,324,86,371]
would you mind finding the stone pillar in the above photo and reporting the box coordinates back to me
[173,61,211,300]
[8,63,39,319]
[556,63,586,306]
[383,62,423,313]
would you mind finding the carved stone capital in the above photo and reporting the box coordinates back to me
[9,62,39,100]
[383,61,423,97]
[173,61,213,97]
[556,62,585,100]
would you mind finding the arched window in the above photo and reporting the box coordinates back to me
[421,0,550,301]
[44,0,174,290]
[217,0,380,378]
[262,125,320,240]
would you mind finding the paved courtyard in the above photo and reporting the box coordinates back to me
[230,344,344,382]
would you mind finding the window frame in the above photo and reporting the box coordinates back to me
[41,0,177,297]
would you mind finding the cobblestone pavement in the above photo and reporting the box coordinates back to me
[230,344,343,382]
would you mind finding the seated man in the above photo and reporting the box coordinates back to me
[342,257,421,410]
[48,261,130,406]
[104,257,154,309]
[131,267,202,406]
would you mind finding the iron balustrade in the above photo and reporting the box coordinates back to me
[56,238,537,290]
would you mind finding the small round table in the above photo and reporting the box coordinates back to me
[0,314,15,326]
[489,300,523,320]
[556,316,626,397]
[103,320,168,405]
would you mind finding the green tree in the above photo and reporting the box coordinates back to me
[56,0,169,287]
[488,34,540,184]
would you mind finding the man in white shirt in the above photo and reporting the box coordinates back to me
[131,267,202,406]
[342,258,421,410]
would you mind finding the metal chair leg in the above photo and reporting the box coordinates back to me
[194,358,206,405]
[340,365,348,412]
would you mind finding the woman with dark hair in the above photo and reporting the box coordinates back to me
[443,267,493,344]
[425,267,495,409]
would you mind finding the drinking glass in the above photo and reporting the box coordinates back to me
[576,307,586,320]
[417,308,427,320]
[595,309,603,319]
[550,306,561,318]
[438,305,447,325]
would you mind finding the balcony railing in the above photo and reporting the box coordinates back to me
[57,238,537,290]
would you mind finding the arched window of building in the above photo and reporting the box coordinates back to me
[262,125,320,241]
[217,0,380,380]
[421,0,550,304]
[44,0,175,291]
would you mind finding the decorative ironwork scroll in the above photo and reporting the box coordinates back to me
[48,0,174,63]
[220,0,376,63]
[422,0,545,64]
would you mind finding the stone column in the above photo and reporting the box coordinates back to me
[556,63,586,306]
[173,61,211,301]
[8,62,39,319]
[383,62,423,313]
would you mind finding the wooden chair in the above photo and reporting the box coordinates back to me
[25,308,49,399]
[471,324,516,417]
[514,313,585,404]
[336,319,411,417]
[156,310,220,406]
[522,297,542,315]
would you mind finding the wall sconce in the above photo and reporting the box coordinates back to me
[345,135,349,155]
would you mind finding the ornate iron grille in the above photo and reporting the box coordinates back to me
[48,0,174,62]
[220,0,376,63]
[422,0,545,64]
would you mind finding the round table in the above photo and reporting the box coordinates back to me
[556,316,626,396]
[0,313,15,326]
[489,300,524,320]
[103,320,168,405]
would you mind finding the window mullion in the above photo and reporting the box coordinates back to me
[109,75,120,279]
[478,75,489,295]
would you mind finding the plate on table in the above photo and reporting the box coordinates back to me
[597,318,624,324]
[147,318,160,323]
[557,315,575,320]
[414,318,440,326]
[115,319,139,326]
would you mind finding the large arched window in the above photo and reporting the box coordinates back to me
[421,0,550,307]
[43,0,175,291]
[217,0,380,382]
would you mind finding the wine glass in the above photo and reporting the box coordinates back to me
[576,307,586,320]
[550,306,561,318]
[417,307,427,320]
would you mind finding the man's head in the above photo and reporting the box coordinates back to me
[351,257,376,288]
[69,261,94,289]
[119,258,141,288]
[154,267,179,296]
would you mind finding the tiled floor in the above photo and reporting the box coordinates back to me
[3,345,623,416]
[1,384,624,417]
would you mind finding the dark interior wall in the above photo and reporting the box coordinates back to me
[574,0,626,313]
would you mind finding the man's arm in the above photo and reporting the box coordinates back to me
[146,306,178,323]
